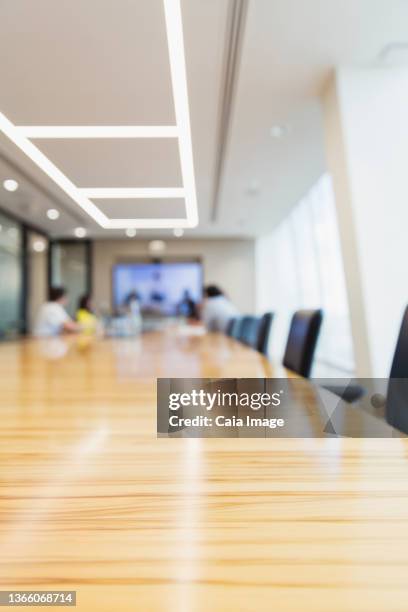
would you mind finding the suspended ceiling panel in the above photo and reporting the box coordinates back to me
[32,139,182,188]
[0,0,198,230]
[0,0,175,125]
[92,198,186,219]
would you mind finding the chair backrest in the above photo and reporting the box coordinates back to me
[386,306,408,433]
[256,312,274,355]
[238,316,259,346]
[389,306,408,378]
[228,317,243,339]
[282,309,323,377]
[225,318,236,337]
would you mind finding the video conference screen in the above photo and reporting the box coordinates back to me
[112,261,203,316]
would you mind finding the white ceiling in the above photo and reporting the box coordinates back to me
[0,0,408,239]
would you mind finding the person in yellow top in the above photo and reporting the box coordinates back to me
[76,294,98,334]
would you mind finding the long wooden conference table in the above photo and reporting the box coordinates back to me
[1,328,408,611]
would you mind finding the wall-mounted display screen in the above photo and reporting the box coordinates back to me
[112,261,203,316]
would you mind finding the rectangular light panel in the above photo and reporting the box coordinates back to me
[0,0,198,230]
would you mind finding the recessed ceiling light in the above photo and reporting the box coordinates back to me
[246,180,260,197]
[148,240,166,254]
[270,125,284,138]
[74,227,87,238]
[33,239,46,253]
[270,124,291,139]
[173,228,184,237]
[0,111,109,226]
[3,178,18,192]
[47,208,60,220]
[125,228,137,237]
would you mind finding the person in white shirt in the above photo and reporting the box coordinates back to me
[201,285,239,333]
[34,287,79,337]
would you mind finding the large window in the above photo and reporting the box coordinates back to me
[0,211,23,338]
[256,174,355,376]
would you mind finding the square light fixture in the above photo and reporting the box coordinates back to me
[0,0,198,230]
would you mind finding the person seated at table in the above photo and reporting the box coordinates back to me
[123,289,142,317]
[123,289,143,333]
[34,286,79,336]
[76,294,98,334]
[177,289,199,320]
[201,285,239,332]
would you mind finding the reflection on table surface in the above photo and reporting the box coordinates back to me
[1,329,408,611]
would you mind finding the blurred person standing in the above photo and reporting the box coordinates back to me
[201,285,239,332]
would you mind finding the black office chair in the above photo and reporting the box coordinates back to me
[238,316,259,346]
[323,308,408,405]
[283,309,323,377]
[228,317,243,339]
[389,306,408,379]
[386,306,408,433]
[225,318,236,337]
[256,312,274,355]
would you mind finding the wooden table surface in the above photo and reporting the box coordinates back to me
[1,329,408,611]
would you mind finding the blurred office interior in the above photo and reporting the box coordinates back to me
[1,1,407,381]
[2,2,408,609]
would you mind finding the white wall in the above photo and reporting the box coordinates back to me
[28,249,47,333]
[92,238,256,313]
[323,68,408,377]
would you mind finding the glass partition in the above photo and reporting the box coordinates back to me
[0,211,23,338]
[49,241,91,318]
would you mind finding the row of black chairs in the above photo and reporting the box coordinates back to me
[226,312,274,356]
[226,309,323,378]
[227,306,408,422]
